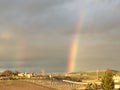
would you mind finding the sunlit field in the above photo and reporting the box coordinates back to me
[0,80,55,90]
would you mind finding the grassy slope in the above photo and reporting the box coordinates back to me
[69,69,119,76]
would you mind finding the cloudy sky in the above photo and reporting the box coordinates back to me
[0,0,120,72]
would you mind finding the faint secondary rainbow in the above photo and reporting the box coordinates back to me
[67,14,83,72]
[15,40,26,68]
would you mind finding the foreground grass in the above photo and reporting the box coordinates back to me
[0,80,56,90]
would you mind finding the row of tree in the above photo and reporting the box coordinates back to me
[1,70,19,76]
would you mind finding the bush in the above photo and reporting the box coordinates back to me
[101,69,114,90]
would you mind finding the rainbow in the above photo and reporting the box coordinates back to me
[67,31,79,72]
[15,40,26,68]
[67,16,83,72]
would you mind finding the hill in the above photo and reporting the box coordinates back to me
[69,69,119,76]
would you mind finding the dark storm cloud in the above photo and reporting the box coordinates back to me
[0,0,120,72]
[0,0,79,38]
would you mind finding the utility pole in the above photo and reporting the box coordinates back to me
[96,69,99,80]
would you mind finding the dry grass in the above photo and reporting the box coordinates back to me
[0,80,55,90]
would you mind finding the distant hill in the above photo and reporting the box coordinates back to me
[69,69,119,76]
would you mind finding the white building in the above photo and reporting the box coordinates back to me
[113,75,120,83]
[113,75,120,89]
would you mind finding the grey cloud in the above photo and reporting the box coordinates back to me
[0,0,120,71]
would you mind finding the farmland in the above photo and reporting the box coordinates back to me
[0,80,55,90]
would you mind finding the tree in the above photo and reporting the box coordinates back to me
[2,70,13,76]
[13,70,19,76]
[101,69,114,90]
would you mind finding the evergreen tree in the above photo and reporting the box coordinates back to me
[101,69,114,90]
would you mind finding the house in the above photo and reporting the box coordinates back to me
[113,75,120,83]
[115,82,120,89]
[18,72,33,78]
[113,75,120,89]
[24,72,33,78]
[18,73,24,77]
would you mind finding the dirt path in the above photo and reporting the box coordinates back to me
[0,80,55,90]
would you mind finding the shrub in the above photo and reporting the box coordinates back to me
[101,69,114,90]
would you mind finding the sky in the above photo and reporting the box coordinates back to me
[0,0,120,72]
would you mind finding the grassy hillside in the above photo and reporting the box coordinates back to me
[69,69,119,76]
